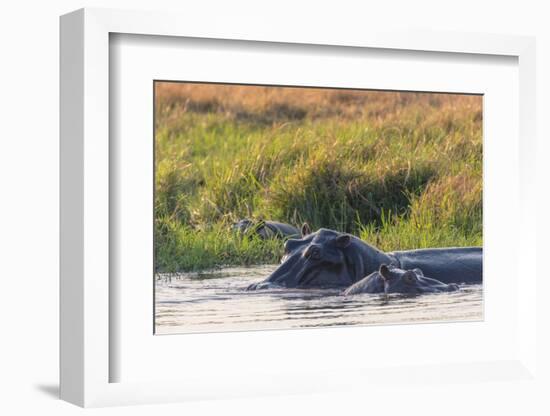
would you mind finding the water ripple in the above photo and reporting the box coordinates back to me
[155,265,483,334]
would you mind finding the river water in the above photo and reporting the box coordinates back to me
[155,264,483,335]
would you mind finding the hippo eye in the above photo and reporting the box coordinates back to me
[403,273,417,285]
[305,245,321,260]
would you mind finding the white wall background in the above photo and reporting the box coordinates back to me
[0,1,548,415]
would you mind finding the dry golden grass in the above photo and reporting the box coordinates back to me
[155,82,482,126]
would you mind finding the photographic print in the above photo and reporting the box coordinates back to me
[154,82,483,334]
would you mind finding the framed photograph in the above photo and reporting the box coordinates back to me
[60,8,538,407]
[152,81,484,335]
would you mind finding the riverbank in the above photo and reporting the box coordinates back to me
[155,85,482,272]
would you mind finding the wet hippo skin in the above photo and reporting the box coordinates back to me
[389,247,482,284]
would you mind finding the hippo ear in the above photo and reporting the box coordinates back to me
[379,264,391,280]
[335,234,351,248]
[301,222,311,237]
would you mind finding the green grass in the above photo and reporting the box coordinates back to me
[155,221,284,272]
[155,87,482,272]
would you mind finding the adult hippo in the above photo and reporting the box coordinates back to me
[246,225,482,290]
[232,219,300,239]
[343,264,460,296]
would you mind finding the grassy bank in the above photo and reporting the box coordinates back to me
[155,84,482,272]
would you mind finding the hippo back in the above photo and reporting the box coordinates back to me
[262,221,300,238]
[389,247,482,284]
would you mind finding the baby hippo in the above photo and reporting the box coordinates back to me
[343,264,459,296]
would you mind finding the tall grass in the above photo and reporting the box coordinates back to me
[155,83,482,272]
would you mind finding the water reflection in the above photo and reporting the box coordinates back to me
[155,265,483,334]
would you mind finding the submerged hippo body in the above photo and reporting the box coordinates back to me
[389,247,482,285]
[343,264,460,296]
[246,227,482,290]
[233,219,300,239]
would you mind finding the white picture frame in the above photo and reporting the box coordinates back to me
[60,7,537,408]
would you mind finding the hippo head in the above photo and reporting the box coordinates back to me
[232,218,268,238]
[232,218,253,233]
[344,264,459,296]
[247,224,361,290]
